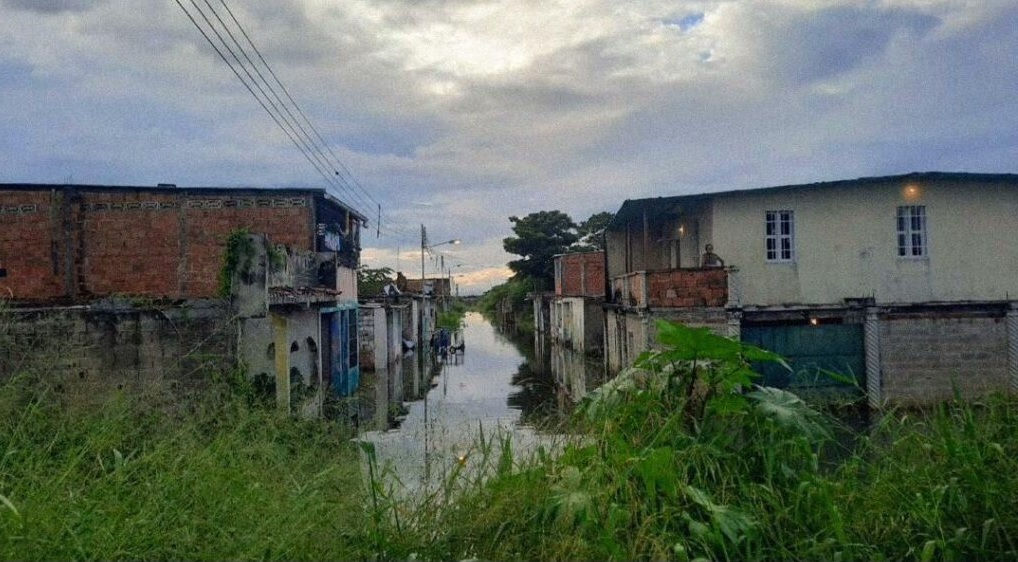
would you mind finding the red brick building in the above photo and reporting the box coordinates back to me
[0,184,364,303]
[549,251,606,354]
[554,250,605,298]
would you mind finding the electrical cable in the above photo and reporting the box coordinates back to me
[176,0,432,252]
[176,0,371,218]
[215,0,382,213]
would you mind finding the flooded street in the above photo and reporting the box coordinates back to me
[360,312,581,492]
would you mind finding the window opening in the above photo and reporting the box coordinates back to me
[897,205,927,257]
[765,210,795,262]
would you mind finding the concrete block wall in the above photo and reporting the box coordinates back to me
[879,313,1010,403]
[358,304,381,371]
[605,307,733,375]
[184,204,314,298]
[0,302,233,407]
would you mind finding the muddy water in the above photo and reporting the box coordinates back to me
[359,312,581,493]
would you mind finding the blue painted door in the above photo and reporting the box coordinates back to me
[329,309,360,396]
[741,323,865,394]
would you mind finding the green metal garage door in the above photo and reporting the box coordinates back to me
[741,323,865,395]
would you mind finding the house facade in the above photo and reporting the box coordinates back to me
[605,173,1018,405]
[550,251,606,354]
[0,183,365,412]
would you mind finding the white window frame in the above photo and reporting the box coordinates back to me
[765,210,795,262]
[897,205,928,258]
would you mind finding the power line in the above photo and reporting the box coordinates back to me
[175,0,372,217]
[203,0,375,214]
[213,0,383,213]
[175,0,432,249]
[198,0,359,203]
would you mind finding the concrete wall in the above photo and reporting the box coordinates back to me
[532,292,552,336]
[551,296,604,354]
[358,304,387,371]
[711,178,1018,306]
[238,315,274,381]
[337,267,358,303]
[605,307,730,374]
[238,309,323,416]
[875,308,1015,404]
[0,301,233,407]
[283,310,323,417]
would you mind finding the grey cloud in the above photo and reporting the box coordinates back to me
[2,0,102,14]
[763,6,940,85]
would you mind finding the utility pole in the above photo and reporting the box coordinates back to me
[420,224,427,294]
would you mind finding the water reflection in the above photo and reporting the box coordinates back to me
[359,312,562,493]
[550,344,608,405]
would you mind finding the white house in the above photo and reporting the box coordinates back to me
[605,172,1018,405]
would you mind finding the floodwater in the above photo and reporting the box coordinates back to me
[359,312,590,493]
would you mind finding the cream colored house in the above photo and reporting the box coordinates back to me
[605,172,1018,405]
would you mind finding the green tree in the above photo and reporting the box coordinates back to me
[571,211,615,252]
[503,211,578,287]
[357,266,394,297]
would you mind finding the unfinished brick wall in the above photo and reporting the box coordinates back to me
[880,314,1010,403]
[647,268,727,308]
[556,252,605,297]
[178,199,313,297]
[1,186,316,302]
[0,190,64,299]
[80,191,183,297]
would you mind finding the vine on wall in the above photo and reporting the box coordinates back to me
[218,229,256,298]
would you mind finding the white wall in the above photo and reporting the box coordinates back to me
[711,179,1018,306]
[337,267,358,303]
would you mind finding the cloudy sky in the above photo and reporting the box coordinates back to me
[2,0,1016,293]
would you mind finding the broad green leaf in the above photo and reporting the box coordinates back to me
[747,386,831,441]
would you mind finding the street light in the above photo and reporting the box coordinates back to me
[420,224,460,295]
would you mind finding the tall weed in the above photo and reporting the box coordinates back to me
[0,378,369,560]
[369,320,1018,561]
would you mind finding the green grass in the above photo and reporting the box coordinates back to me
[361,322,1018,561]
[0,377,370,561]
[4,316,1018,561]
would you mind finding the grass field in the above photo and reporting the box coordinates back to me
[3,319,1018,560]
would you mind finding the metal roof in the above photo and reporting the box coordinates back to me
[607,171,1018,230]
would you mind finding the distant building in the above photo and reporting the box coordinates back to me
[549,251,605,354]
[605,172,1018,405]
[402,276,453,297]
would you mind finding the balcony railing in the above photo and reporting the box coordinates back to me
[610,267,731,309]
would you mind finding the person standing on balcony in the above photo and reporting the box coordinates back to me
[701,244,725,268]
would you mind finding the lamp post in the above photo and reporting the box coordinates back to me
[420,223,460,295]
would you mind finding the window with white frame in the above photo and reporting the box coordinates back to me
[765,210,795,262]
[896,205,927,257]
